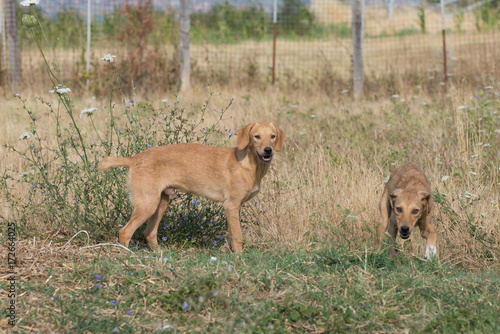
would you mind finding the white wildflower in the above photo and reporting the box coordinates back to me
[469,171,477,175]
[18,132,33,140]
[484,86,493,90]
[20,0,40,6]
[49,87,71,95]
[80,107,98,118]
[18,172,29,178]
[457,105,466,110]
[340,89,349,94]
[441,175,450,182]
[392,94,399,98]
[100,54,116,62]
[209,257,217,262]
[494,129,500,133]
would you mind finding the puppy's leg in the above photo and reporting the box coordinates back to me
[420,214,437,259]
[119,192,160,247]
[387,216,399,257]
[223,200,243,253]
[378,188,390,242]
[143,193,170,247]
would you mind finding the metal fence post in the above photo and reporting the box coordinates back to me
[86,0,91,89]
[272,0,277,85]
[352,0,364,101]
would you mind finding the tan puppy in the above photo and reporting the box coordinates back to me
[378,163,437,259]
[98,122,284,253]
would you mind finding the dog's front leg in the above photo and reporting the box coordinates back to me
[387,216,399,257]
[223,201,243,253]
[420,214,437,259]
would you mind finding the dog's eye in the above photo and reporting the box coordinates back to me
[412,209,419,214]
[254,135,261,139]
[396,207,403,213]
[271,135,276,139]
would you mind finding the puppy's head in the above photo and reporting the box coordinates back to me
[237,122,285,163]
[390,189,431,239]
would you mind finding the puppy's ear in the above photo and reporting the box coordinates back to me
[237,123,255,150]
[389,189,403,208]
[418,191,432,213]
[271,123,285,152]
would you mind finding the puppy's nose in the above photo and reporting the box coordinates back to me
[264,147,273,155]
[401,226,410,233]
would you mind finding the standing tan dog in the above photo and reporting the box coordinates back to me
[378,163,437,259]
[97,122,284,253]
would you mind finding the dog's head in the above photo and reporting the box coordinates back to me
[389,189,431,239]
[236,122,285,163]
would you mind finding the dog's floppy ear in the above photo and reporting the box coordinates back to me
[271,123,285,152]
[389,189,403,208]
[418,191,432,213]
[237,123,255,150]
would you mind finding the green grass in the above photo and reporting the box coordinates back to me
[5,246,499,333]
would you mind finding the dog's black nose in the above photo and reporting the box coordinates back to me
[401,226,410,233]
[264,147,272,155]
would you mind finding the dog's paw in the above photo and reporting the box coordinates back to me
[424,245,437,259]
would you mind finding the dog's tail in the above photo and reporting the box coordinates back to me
[97,157,133,170]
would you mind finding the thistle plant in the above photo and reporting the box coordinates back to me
[2,2,245,248]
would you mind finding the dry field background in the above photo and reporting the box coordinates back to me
[1,57,499,272]
[1,38,500,332]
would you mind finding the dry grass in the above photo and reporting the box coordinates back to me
[3,78,499,274]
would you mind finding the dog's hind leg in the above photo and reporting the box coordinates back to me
[119,192,160,248]
[143,193,170,247]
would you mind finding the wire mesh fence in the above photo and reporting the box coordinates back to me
[9,0,500,94]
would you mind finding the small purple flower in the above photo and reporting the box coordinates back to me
[130,99,134,103]
[163,115,167,119]
[211,221,216,226]
[139,123,142,127]
[214,290,219,296]
[162,237,167,241]
[119,130,122,134]
[226,264,232,271]
[228,130,232,135]
[96,274,101,280]
[15,93,20,97]
[213,240,218,246]
[51,296,56,301]
[377,130,381,134]
[193,200,199,206]
[188,236,192,241]
[127,310,132,316]
[113,327,119,333]
[253,201,257,205]
[33,184,37,188]
[96,283,101,289]
[110,300,117,306]
[182,301,188,310]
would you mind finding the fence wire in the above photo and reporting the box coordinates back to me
[12,0,500,92]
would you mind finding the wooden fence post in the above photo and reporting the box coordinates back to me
[352,0,364,101]
[179,0,190,91]
[5,0,21,89]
